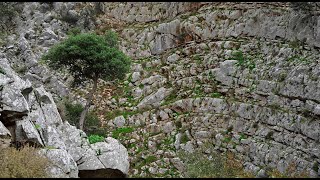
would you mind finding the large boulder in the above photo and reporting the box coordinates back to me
[1,85,29,118]
[57,121,130,177]
[137,87,172,110]
[40,149,79,178]
[15,117,44,146]
[91,137,130,175]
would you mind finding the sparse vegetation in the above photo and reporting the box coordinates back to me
[12,64,28,74]
[278,72,287,82]
[232,50,255,71]
[193,54,202,65]
[178,143,254,178]
[145,155,157,164]
[105,109,122,120]
[266,162,310,178]
[0,2,22,25]
[288,38,301,49]
[161,89,179,106]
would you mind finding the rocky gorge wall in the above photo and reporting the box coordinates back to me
[1,2,320,178]
[89,2,320,177]
[0,2,129,178]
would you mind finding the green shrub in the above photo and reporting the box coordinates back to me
[88,134,105,144]
[180,133,190,144]
[42,31,131,130]
[0,145,50,178]
[112,127,134,139]
[145,155,157,164]
[211,92,222,98]
[67,27,81,36]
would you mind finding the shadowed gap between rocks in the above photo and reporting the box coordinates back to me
[78,168,126,178]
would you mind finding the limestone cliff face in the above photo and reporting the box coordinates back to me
[93,2,320,177]
[1,2,320,178]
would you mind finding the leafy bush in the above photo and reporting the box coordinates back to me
[0,145,50,178]
[112,127,134,139]
[42,31,131,130]
[88,134,105,144]
[67,27,81,36]
[180,133,190,144]
[42,31,130,86]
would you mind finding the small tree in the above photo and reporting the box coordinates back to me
[42,30,131,130]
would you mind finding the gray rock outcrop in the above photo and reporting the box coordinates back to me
[0,53,130,178]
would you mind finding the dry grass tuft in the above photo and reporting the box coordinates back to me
[0,145,50,178]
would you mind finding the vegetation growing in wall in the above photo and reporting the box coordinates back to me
[232,51,255,71]
[178,144,254,178]
[12,64,28,75]
[266,162,310,178]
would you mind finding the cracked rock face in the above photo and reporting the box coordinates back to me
[90,2,320,178]
[0,53,130,177]
[2,1,320,178]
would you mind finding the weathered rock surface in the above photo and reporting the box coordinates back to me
[0,52,130,178]
[92,2,320,178]
[91,137,130,174]
[0,121,11,149]
[1,1,320,178]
